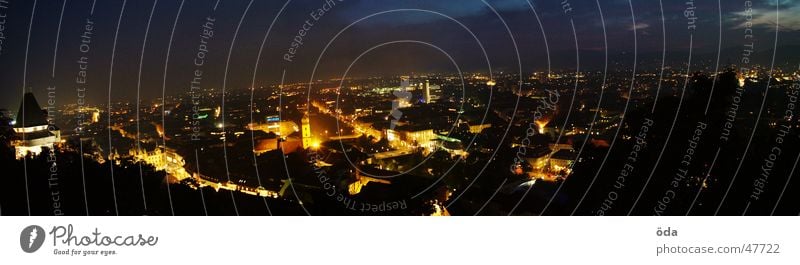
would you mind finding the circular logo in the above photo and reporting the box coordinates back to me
[20,225,45,253]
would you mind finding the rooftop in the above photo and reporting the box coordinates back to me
[14,93,49,128]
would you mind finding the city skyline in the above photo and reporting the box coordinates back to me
[1,0,799,216]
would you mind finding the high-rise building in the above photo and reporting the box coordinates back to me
[424,80,431,104]
[430,84,441,102]
[12,92,61,159]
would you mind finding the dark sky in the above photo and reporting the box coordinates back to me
[0,0,798,109]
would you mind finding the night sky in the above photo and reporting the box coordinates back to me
[0,0,798,109]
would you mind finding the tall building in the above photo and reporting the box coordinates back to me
[424,80,431,104]
[12,92,61,159]
[429,84,440,103]
[301,112,312,149]
[419,79,439,104]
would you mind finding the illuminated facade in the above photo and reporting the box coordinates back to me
[548,149,577,176]
[386,127,436,149]
[521,145,576,182]
[421,80,440,104]
[301,112,312,149]
[468,123,491,134]
[129,146,191,181]
[247,120,299,137]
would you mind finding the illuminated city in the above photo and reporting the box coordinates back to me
[0,0,798,216]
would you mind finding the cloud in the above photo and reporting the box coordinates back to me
[734,2,800,31]
[335,0,529,26]
[629,22,650,31]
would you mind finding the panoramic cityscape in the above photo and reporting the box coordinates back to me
[0,0,799,216]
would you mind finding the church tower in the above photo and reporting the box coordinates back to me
[301,112,311,149]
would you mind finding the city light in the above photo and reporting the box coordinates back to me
[535,119,549,134]
[310,141,321,149]
[0,1,796,223]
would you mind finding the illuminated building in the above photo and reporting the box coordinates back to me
[392,76,413,109]
[535,119,549,134]
[430,202,450,216]
[468,123,491,134]
[247,115,299,137]
[77,107,101,124]
[129,145,190,181]
[301,112,312,149]
[738,75,746,87]
[253,135,303,155]
[428,84,440,103]
[521,146,549,169]
[418,80,440,104]
[548,149,577,177]
[387,126,437,149]
[424,80,431,104]
[12,93,61,159]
